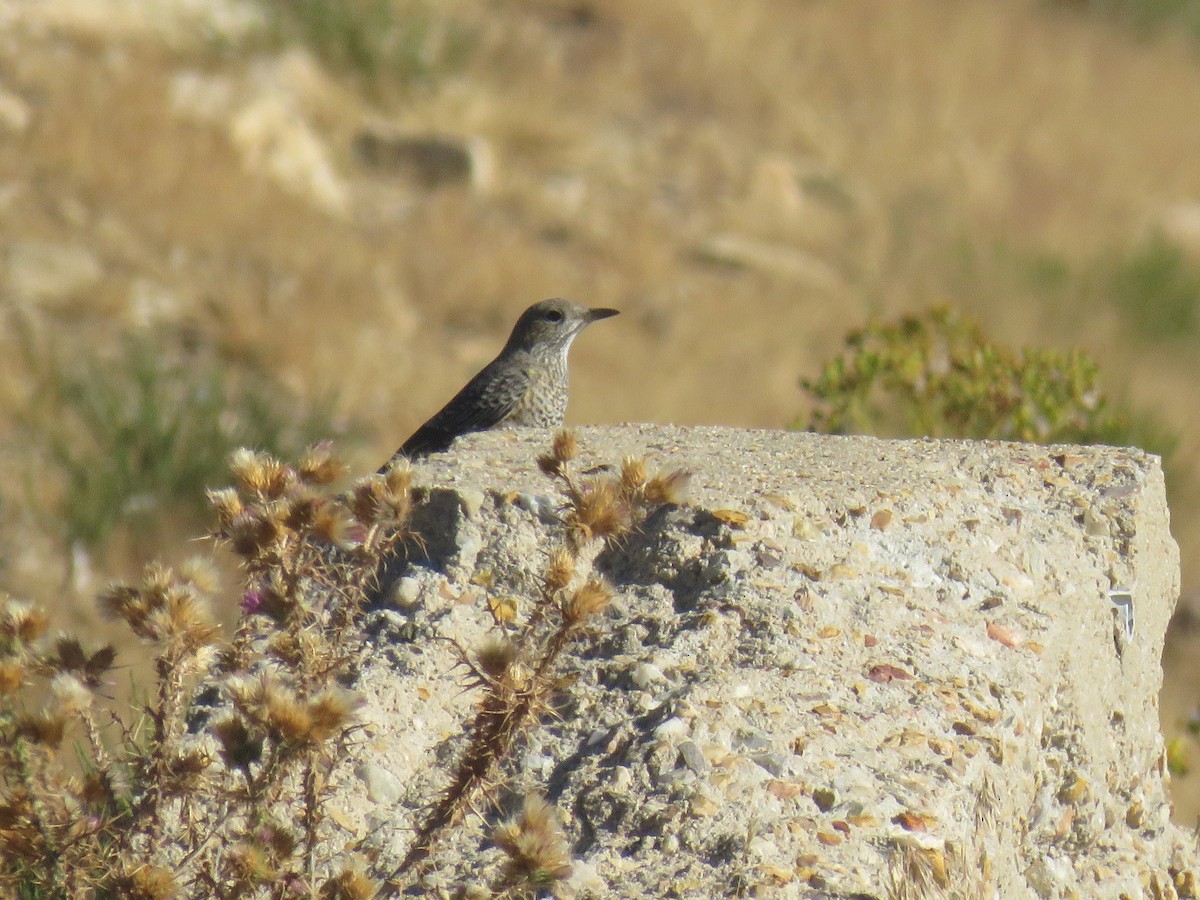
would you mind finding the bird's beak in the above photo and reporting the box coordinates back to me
[585,307,620,323]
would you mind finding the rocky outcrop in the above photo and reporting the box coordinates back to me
[335,425,1194,898]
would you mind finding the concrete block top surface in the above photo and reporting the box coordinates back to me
[341,426,1190,898]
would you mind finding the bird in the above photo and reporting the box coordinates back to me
[380,298,619,468]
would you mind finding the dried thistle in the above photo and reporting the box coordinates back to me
[229,843,280,886]
[492,794,573,891]
[123,863,180,900]
[619,456,648,494]
[212,716,264,771]
[101,566,219,648]
[551,430,578,463]
[178,557,220,595]
[543,547,575,594]
[225,507,285,557]
[13,709,67,746]
[228,448,294,498]
[348,476,385,523]
[562,576,612,626]
[474,638,519,684]
[48,672,92,713]
[320,866,379,900]
[264,687,315,746]
[307,689,359,744]
[282,485,326,530]
[311,501,359,550]
[0,600,49,644]
[206,487,244,529]
[536,453,563,478]
[39,638,115,688]
[298,441,347,486]
[99,584,147,631]
[567,479,630,546]
[644,469,692,505]
[0,661,24,694]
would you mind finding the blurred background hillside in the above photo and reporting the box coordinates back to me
[4,0,1200,818]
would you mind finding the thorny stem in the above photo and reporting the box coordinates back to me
[387,578,590,886]
[76,706,120,812]
[14,742,69,896]
[132,646,185,851]
[303,756,320,897]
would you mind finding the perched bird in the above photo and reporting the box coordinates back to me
[381,298,618,467]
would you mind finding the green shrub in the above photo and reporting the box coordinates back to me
[17,332,345,552]
[257,0,474,85]
[1060,0,1200,38]
[1108,232,1200,341]
[799,306,1176,459]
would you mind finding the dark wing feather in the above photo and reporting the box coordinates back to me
[378,360,529,469]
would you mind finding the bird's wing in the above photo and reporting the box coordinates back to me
[381,361,530,467]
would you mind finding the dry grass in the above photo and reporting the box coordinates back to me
[4,0,1200,820]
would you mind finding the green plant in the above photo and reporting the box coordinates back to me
[257,0,474,85]
[1057,0,1200,38]
[1107,232,1200,341]
[799,307,1175,457]
[17,331,344,552]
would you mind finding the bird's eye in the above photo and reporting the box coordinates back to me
[544,309,565,323]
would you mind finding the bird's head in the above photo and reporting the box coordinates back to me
[504,298,619,355]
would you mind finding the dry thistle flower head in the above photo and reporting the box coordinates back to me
[14,709,67,746]
[99,584,150,632]
[164,748,213,788]
[620,456,648,494]
[348,475,384,523]
[225,507,284,558]
[537,453,562,478]
[1,600,48,643]
[123,863,179,900]
[569,478,630,546]
[475,637,519,683]
[257,822,299,863]
[384,462,413,497]
[228,448,294,498]
[212,715,264,770]
[563,576,612,625]
[350,471,412,528]
[552,430,578,463]
[206,487,244,529]
[319,866,379,900]
[307,689,359,744]
[379,480,413,528]
[106,565,220,647]
[41,637,115,688]
[179,557,220,595]
[263,686,313,746]
[49,672,92,713]
[310,500,359,550]
[162,590,220,652]
[0,661,24,695]
[298,441,347,485]
[229,843,279,886]
[644,469,692,505]
[281,485,325,530]
[543,547,576,594]
[493,794,573,889]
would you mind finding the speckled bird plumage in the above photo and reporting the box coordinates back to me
[381,299,618,467]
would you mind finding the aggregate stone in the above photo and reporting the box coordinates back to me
[329,426,1194,897]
